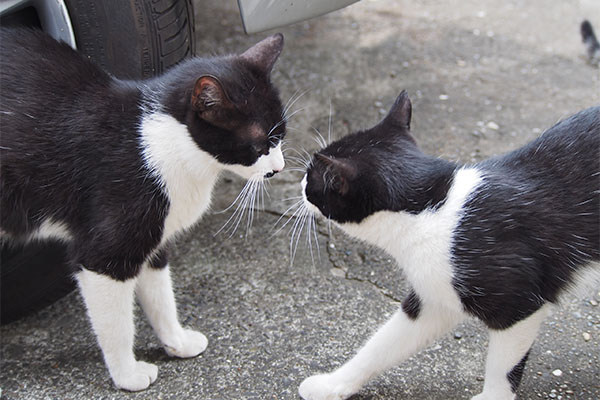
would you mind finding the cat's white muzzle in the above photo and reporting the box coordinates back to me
[226,143,285,180]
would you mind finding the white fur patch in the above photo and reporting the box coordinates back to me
[337,167,483,311]
[139,112,222,242]
[20,218,73,243]
[76,269,157,391]
[474,304,552,400]
[226,142,285,179]
[563,261,600,300]
[1,218,73,244]
[136,265,208,357]
[299,305,466,400]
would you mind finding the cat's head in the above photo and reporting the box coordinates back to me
[171,34,287,180]
[302,91,426,225]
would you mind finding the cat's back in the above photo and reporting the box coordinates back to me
[458,106,600,274]
[471,107,598,205]
[491,106,599,184]
[0,29,141,159]
[0,29,119,147]
[1,28,111,104]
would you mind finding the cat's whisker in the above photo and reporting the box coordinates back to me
[285,149,312,169]
[310,134,327,150]
[267,89,309,140]
[283,107,306,124]
[311,212,321,262]
[215,174,267,239]
[279,195,303,202]
[283,88,307,116]
[286,162,310,172]
[245,179,260,238]
[280,167,307,174]
[299,146,313,161]
[286,204,306,247]
[237,179,261,238]
[282,88,302,117]
[284,126,305,137]
[305,210,316,266]
[268,118,287,137]
[215,177,254,215]
[218,179,254,238]
[295,147,314,169]
[243,180,256,235]
[283,88,309,120]
[289,205,309,266]
[268,136,279,148]
[285,154,310,166]
[247,174,269,235]
[311,127,328,149]
[216,192,251,237]
[269,199,304,237]
[327,99,333,144]
[285,161,309,172]
[259,179,266,211]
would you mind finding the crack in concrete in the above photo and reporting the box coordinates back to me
[324,231,402,304]
[342,273,403,304]
[261,208,402,303]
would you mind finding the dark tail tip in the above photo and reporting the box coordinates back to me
[581,20,596,42]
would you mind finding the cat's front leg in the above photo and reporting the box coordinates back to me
[299,299,464,400]
[472,305,550,400]
[77,269,158,391]
[136,262,208,358]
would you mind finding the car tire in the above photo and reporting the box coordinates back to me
[0,0,195,325]
[65,0,196,79]
[0,241,75,325]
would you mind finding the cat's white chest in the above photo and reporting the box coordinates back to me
[139,112,222,242]
[161,169,219,240]
[341,168,483,310]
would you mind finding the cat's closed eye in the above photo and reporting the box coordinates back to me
[252,143,269,157]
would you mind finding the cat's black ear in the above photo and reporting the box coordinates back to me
[384,90,412,129]
[239,33,284,74]
[192,76,231,112]
[315,153,357,196]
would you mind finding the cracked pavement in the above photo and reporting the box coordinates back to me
[1,0,599,399]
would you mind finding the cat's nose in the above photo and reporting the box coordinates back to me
[264,171,278,178]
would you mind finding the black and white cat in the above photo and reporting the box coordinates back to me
[298,91,599,399]
[0,29,287,391]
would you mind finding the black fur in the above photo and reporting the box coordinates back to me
[0,29,286,281]
[401,289,421,320]
[507,349,531,393]
[453,107,600,329]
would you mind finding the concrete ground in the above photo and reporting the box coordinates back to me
[1,0,599,399]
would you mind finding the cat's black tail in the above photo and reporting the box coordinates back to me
[581,20,600,66]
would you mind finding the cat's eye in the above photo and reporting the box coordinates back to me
[252,144,269,156]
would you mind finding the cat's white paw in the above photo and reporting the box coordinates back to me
[164,328,208,358]
[298,373,356,400]
[111,360,158,392]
